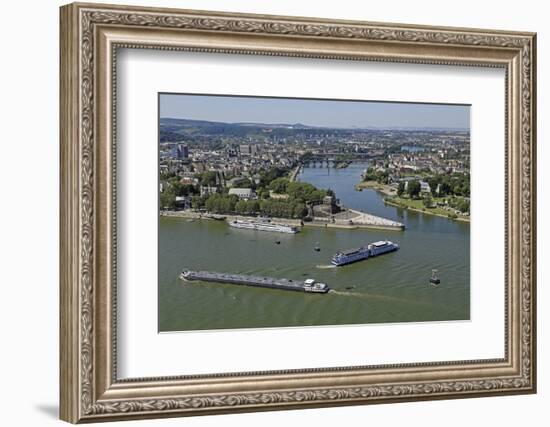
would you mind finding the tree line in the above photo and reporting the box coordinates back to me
[365,167,469,199]
[160,171,329,219]
[188,192,309,219]
[425,173,470,197]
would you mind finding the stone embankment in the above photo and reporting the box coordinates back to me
[309,208,405,231]
[161,207,405,231]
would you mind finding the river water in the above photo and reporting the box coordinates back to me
[159,163,470,331]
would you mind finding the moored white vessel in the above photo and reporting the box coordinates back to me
[228,219,299,234]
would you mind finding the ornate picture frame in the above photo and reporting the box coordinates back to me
[60,2,536,423]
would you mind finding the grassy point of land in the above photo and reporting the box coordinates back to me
[384,196,470,222]
[355,180,396,196]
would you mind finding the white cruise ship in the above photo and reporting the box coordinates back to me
[331,240,399,266]
[228,219,299,234]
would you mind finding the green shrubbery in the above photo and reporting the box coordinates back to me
[426,172,470,197]
[362,167,389,184]
[161,166,330,219]
[205,194,239,213]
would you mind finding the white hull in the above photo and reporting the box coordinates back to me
[229,220,299,234]
[331,240,399,266]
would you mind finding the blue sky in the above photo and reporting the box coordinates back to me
[160,93,470,130]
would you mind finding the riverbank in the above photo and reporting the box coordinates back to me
[289,165,302,182]
[160,210,303,226]
[355,180,396,196]
[322,207,405,230]
[384,198,470,223]
[160,208,405,231]
[305,219,404,231]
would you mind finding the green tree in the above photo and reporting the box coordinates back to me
[200,171,218,187]
[170,182,197,197]
[247,200,260,214]
[160,171,176,180]
[258,167,289,188]
[235,200,247,214]
[191,195,206,210]
[292,202,308,218]
[230,177,254,189]
[397,182,405,197]
[268,177,290,194]
[362,167,388,184]
[258,199,305,219]
[286,182,325,202]
[204,194,238,214]
[377,170,389,184]
[452,183,463,196]
[407,180,421,199]
[427,176,441,196]
[457,198,470,213]
[258,189,270,200]
[422,193,433,208]
[439,180,451,196]
[160,187,176,209]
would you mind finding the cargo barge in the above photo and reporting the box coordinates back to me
[331,240,399,266]
[180,270,329,293]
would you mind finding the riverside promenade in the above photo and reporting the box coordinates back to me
[161,208,404,231]
[309,208,405,231]
[160,210,303,226]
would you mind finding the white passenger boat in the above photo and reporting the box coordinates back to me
[228,219,299,234]
[331,240,399,266]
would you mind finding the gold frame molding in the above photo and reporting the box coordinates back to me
[60,2,537,423]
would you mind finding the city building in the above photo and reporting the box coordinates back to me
[420,181,431,193]
[200,186,218,196]
[228,188,257,200]
[176,143,189,159]
[239,144,252,156]
[175,196,191,209]
[239,144,258,156]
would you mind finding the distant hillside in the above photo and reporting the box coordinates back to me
[159,117,469,143]
[159,117,327,143]
[161,117,312,128]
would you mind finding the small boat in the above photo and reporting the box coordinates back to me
[275,240,281,245]
[430,269,441,285]
[314,242,321,252]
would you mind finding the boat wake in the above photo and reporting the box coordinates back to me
[328,289,368,298]
[328,289,432,306]
[316,264,336,269]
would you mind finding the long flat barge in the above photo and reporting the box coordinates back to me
[180,270,329,293]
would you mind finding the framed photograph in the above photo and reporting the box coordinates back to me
[60,2,537,423]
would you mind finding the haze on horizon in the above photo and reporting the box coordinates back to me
[160,93,470,130]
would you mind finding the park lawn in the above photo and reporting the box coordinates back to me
[355,180,396,195]
[387,196,470,221]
